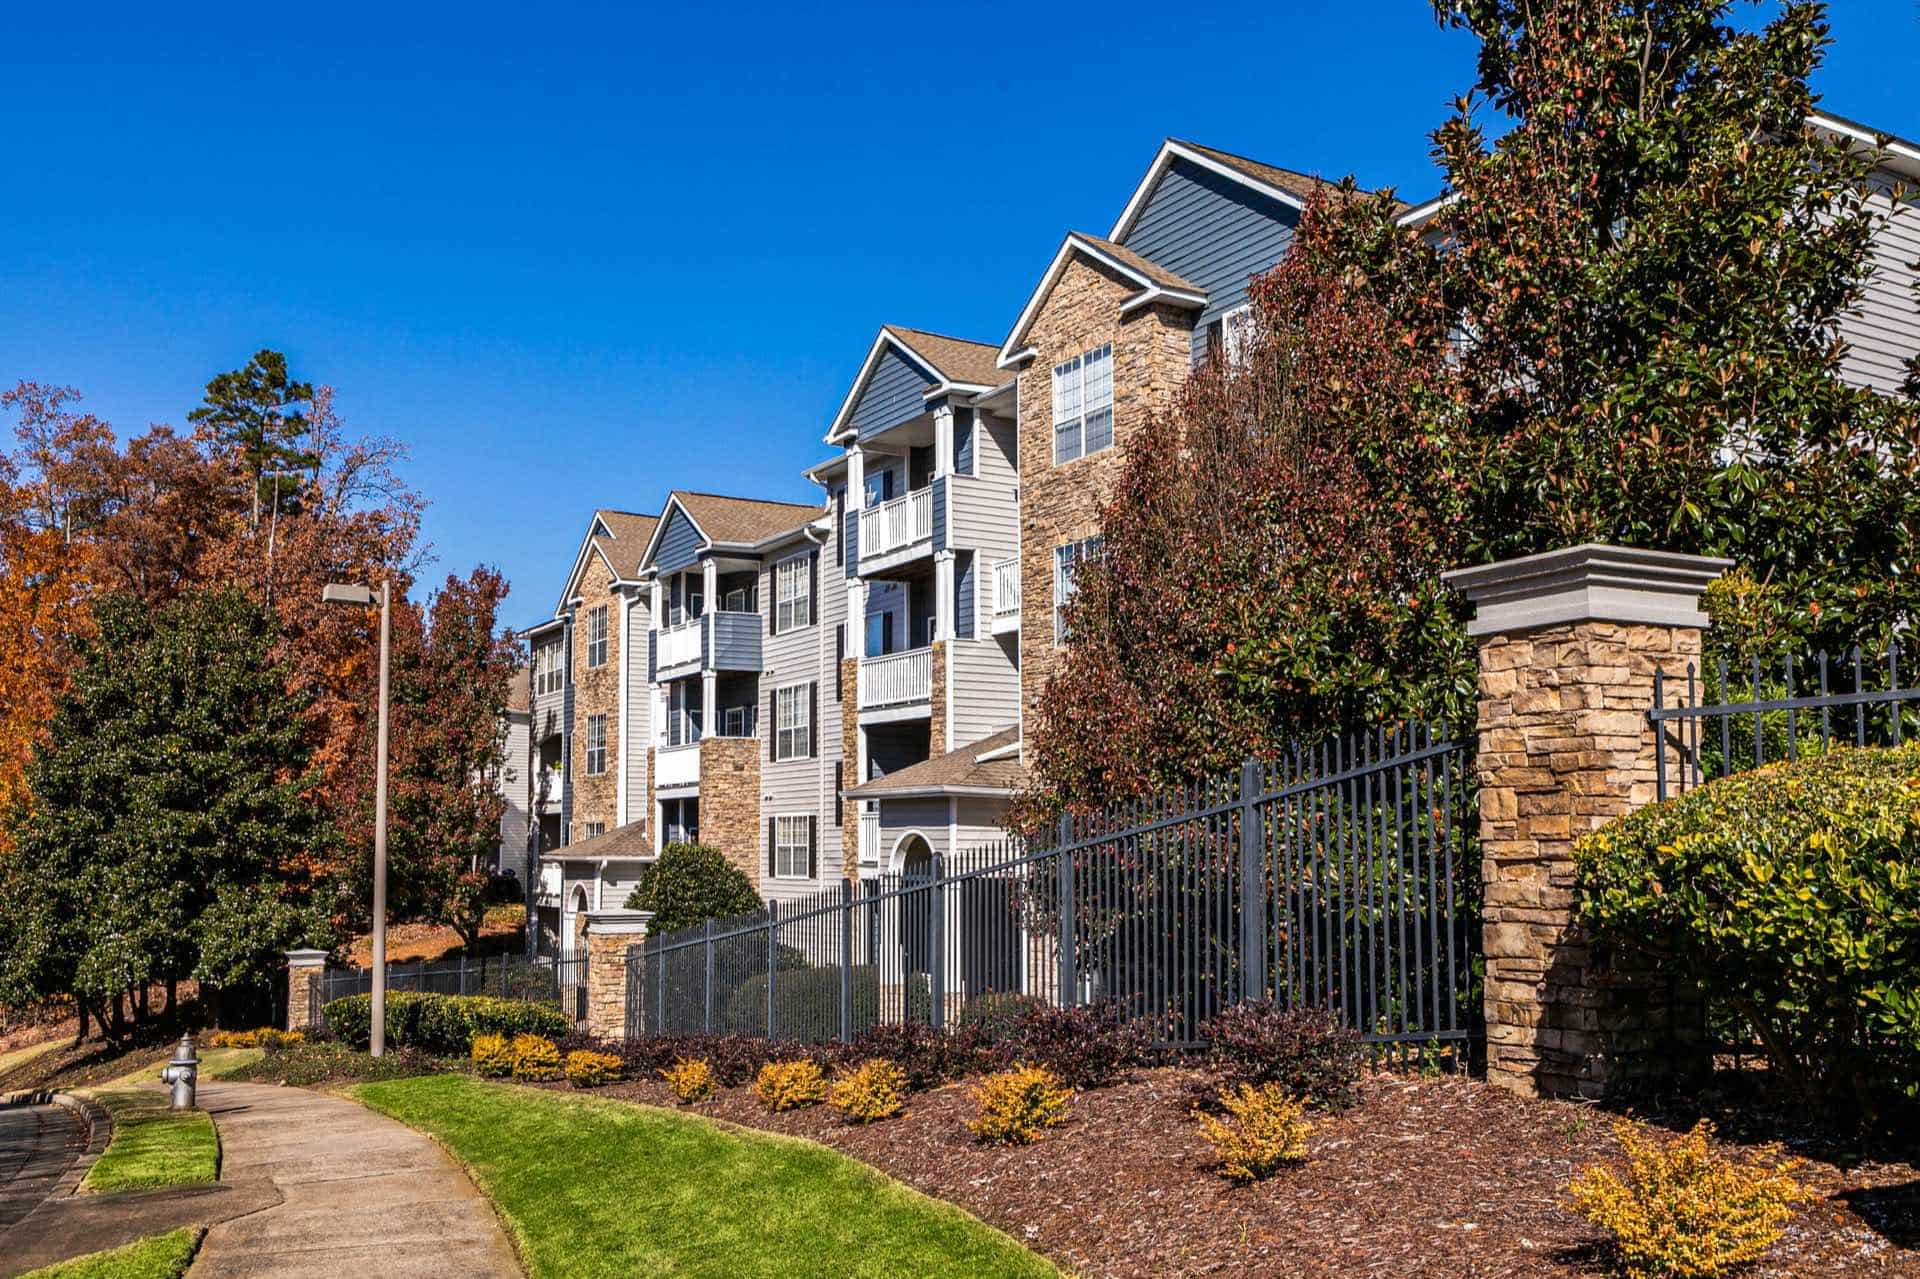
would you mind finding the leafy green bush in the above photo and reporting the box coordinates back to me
[322,992,567,1054]
[1574,746,1920,1119]
[622,842,762,935]
[722,965,921,1037]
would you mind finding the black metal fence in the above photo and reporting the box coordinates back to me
[627,724,1478,1053]
[1651,641,1919,801]
[310,954,587,1028]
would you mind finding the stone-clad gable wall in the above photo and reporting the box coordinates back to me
[570,553,621,842]
[1016,255,1194,728]
[698,736,762,890]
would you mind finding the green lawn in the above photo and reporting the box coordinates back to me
[18,1227,201,1279]
[78,1090,218,1194]
[352,1075,1058,1279]
[97,1046,262,1089]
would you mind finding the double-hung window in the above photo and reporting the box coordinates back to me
[1220,303,1254,367]
[1051,343,1114,464]
[584,605,608,668]
[1053,536,1104,643]
[775,684,811,761]
[773,815,814,880]
[534,643,562,695]
[584,714,608,775]
[775,554,812,633]
[584,821,606,840]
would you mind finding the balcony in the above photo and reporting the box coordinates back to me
[653,611,763,678]
[655,617,703,671]
[857,487,934,573]
[989,558,1020,635]
[535,860,563,906]
[534,767,563,812]
[656,742,700,789]
[858,646,932,711]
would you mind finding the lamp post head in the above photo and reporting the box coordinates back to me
[322,583,376,607]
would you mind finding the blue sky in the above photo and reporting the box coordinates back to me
[3,1,1914,626]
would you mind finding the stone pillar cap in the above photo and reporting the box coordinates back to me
[1443,543,1731,637]
[284,948,330,966]
[583,909,654,936]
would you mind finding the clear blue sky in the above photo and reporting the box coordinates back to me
[3,1,1913,626]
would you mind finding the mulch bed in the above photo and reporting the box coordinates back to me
[589,1067,1920,1278]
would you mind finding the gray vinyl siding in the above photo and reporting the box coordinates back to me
[977,413,1018,483]
[943,475,1019,562]
[652,507,706,574]
[852,347,936,442]
[710,610,763,671]
[954,408,976,476]
[622,596,651,827]
[931,476,948,551]
[863,580,909,656]
[756,529,846,907]
[946,638,1021,746]
[1118,155,1300,361]
[843,501,859,579]
[1838,180,1920,398]
[953,551,975,640]
[496,710,530,878]
[875,798,950,866]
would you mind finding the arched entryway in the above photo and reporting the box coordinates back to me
[569,885,591,961]
[892,833,936,982]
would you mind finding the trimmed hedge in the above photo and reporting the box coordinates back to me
[721,965,929,1037]
[1574,745,1920,1119]
[323,992,568,1054]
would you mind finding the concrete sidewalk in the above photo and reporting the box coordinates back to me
[190,1081,522,1279]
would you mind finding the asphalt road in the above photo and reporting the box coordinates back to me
[0,1103,85,1231]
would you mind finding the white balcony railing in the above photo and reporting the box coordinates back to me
[536,861,563,903]
[655,742,700,788]
[656,617,703,669]
[859,807,881,867]
[535,768,563,809]
[991,558,1020,619]
[858,487,934,561]
[858,646,932,709]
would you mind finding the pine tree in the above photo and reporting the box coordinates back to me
[187,349,318,531]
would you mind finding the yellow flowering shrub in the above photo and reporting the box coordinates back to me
[508,1033,561,1081]
[828,1058,908,1123]
[1196,1083,1311,1182]
[470,1032,514,1077]
[661,1058,715,1104]
[1569,1120,1811,1279]
[563,1050,625,1087]
[968,1065,1072,1145]
[211,1028,301,1049]
[752,1059,829,1112]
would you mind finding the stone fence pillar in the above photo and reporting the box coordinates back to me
[1443,545,1729,1098]
[284,948,330,1032]
[584,911,653,1040]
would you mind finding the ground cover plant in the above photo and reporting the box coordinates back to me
[79,1089,217,1194]
[350,1073,1058,1278]
[17,1227,202,1279]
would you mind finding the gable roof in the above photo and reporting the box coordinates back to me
[824,325,1004,444]
[556,508,658,613]
[996,231,1208,368]
[847,726,1026,799]
[637,490,826,569]
[540,819,653,862]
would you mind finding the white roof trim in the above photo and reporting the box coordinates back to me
[824,328,950,445]
[1808,110,1920,180]
[554,514,626,617]
[1109,139,1309,244]
[853,782,1018,800]
[1396,190,1457,229]
[972,737,1022,764]
[996,233,1209,368]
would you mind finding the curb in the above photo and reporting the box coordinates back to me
[47,1092,112,1195]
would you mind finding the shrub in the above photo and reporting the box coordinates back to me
[828,1058,908,1124]
[471,1032,514,1077]
[321,992,567,1055]
[1569,1120,1810,1279]
[210,1027,301,1049]
[508,1034,561,1081]
[1199,1002,1363,1111]
[998,1000,1146,1089]
[847,1021,954,1091]
[1573,746,1920,1118]
[564,1049,625,1087]
[723,964,874,1037]
[1196,1083,1312,1182]
[623,842,763,935]
[968,1065,1073,1145]
[752,1059,828,1111]
[661,1058,715,1104]
[257,1028,304,1050]
[957,992,1047,1042]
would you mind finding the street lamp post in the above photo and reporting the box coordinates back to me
[323,580,392,1056]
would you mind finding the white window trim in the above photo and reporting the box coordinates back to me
[774,683,811,762]
[534,643,563,696]
[1053,536,1104,645]
[1220,303,1254,366]
[1051,343,1114,464]
[583,821,606,840]
[775,552,812,633]
[773,813,813,880]
[584,713,608,775]
[584,605,609,669]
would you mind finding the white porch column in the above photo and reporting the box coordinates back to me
[701,671,718,739]
[932,403,954,477]
[616,590,631,827]
[701,559,718,615]
[933,550,955,641]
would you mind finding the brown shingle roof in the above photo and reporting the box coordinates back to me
[848,727,1025,798]
[595,509,659,577]
[506,668,530,714]
[882,326,1005,389]
[1073,234,1205,295]
[674,491,825,547]
[541,819,653,862]
[1176,140,1411,213]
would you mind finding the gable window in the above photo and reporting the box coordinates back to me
[1220,304,1254,367]
[772,814,816,880]
[1054,536,1104,643]
[584,821,606,840]
[1051,343,1114,464]
[584,605,609,668]
[775,684,812,761]
[584,714,608,775]
[534,642,563,696]
[775,553,813,634]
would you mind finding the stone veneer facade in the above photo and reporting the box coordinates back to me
[1475,619,1706,1098]
[698,735,763,890]
[928,640,947,754]
[585,927,633,1039]
[839,657,859,875]
[569,553,622,842]
[1016,255,1194,725]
